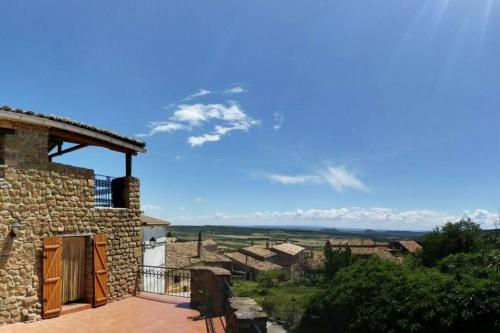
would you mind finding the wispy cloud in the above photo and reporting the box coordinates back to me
[254,165,368,193]
[183,89,212,101]
[172,208,499,231]
[223,85,248,95]
[188,133,221,147]
[136,121,187,137]
[273,112,285,131]
[138,86,259,146]
[319,166,368,192]
[142,204,164,212]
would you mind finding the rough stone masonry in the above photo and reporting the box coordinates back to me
[0,123,142,325]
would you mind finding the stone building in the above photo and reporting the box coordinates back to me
[270,242,305,268]
[0,106,146,325]
[392,240,423,254]
[224,251,282,280]
[240,245,277,262]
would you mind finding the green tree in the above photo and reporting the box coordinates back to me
[298,254,500,333]
[323,246,353,280]
[420,218,482,266]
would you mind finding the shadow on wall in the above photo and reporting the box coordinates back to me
[0,234,14,269]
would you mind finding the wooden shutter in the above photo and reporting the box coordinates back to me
[43,236,62,319]
[94,234,108,307]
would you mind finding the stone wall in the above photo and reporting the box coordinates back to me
[0,122,142,326]
[190,267,268,333]
[226,298,268,333]
[190,266,231,316]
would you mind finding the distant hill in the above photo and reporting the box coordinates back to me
[168,225,428,243]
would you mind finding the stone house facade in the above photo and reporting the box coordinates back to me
[0,107,146,326]
[270,242,305,268]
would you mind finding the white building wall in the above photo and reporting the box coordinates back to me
[142,226,167,292]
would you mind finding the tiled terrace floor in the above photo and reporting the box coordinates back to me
[0,293,225,333]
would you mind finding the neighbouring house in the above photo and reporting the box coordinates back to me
[392,240,423,254]
[0,106,146,325]
[270,242,305,268]
[165,238,231,270]
[142,215,171,267]
[325,239,398,261]
[303,250,325,275]
[201,238,218,253]
[240,245,277,262]
[224,251,282,280]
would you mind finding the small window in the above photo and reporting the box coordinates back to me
[174,276,181,284]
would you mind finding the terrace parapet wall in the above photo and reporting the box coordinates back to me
[190,266,231,316]
[226,298,268,333]
[0,122,142,326]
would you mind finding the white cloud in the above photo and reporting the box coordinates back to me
[273,112,285,131]
[136,121,187,137]
[223,85,248,95]
[184,89,212,101]
[172,207,499,230]
[139,87,259,146]
[257,173,322,185]
[255,165,368,193]
[188,134,221,147]
[142,204,163,212]
[319,166,368,193]
[195,197,204,203]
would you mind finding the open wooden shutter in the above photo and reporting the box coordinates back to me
[94,234,108,307]
[43,236,62,319]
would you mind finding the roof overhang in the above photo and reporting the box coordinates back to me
[0,110,145,154]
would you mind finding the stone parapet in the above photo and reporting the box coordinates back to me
[190,266,231,316]
[225,297,268,333]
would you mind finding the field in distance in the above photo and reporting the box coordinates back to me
[167,225,427,251]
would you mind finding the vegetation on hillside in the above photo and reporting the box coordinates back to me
[297,219,500,333]
[233,270,325,329]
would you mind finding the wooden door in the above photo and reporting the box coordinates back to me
[43,236,62,319]
[94,234,108,307]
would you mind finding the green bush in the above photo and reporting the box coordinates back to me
[298,254,500,333]
[420,218,482,266]
[256,269,290,287]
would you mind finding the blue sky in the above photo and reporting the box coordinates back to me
[1,0,500,230]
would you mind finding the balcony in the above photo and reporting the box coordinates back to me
[94,174,135,209]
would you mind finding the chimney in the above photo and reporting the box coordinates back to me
[266,241,270,249]
[197,232,202,258]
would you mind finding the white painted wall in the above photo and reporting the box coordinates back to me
[142,226,167,293]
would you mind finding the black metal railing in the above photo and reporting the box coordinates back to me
[138,265,191,298]
[94,174,115,208]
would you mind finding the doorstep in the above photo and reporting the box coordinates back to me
[60,303,92,316]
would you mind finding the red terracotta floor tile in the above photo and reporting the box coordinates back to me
[0,293,209,333]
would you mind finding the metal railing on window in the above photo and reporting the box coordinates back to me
[138,265,191,298]
[94,174,115,208]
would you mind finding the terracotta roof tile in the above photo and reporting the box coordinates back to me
[165,241,230,269]
[0,105,145,148]
[141,215,171,226]
[225,252,282,271]
[397,240,423,254]
[271,243,305,256]
[240,245,277,260]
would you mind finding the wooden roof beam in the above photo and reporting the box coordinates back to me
[48,144,88,160]
[49,128,137,155]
